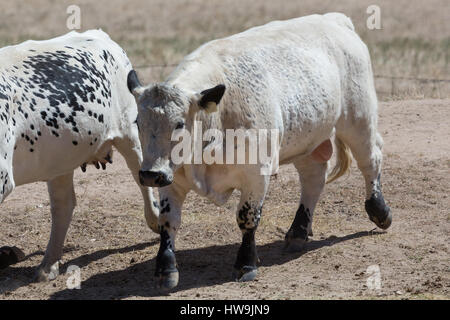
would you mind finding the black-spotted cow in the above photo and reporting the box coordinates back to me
[0,30,159,281]
[128,13,392,291]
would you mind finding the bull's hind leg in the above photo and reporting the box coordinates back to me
[338,125,392,229]
[233,173,269,282]
[114,138,159,233]
[36,172,76,281]
[285,157,327,252]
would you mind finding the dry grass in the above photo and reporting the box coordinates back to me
[1,0,448,99]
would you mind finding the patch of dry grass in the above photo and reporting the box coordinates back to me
[0,0,448,99]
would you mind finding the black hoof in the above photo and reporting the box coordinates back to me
[156,270,179,293]
[232,266,257,282]
[365,193,392,230]
[155,230,179,292]
[370,208,392,229]
[284,237,307,253]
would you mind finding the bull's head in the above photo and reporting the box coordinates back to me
[127,70,225,187]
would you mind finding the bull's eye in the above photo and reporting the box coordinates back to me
[175,121,185,129]
[134,118,139,130]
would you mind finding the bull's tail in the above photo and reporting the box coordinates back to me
[326,136,352,184]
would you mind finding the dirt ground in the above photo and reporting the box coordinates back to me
[0,98,448,300]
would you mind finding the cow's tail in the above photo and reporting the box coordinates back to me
[326,136,352,184]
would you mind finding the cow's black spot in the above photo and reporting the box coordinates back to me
[175,121,184,129]
[237,202,261,231]
[160,199,171,214]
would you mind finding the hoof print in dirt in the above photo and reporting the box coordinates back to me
[0,246,25,269]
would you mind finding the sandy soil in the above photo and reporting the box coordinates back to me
[0,99,449,300]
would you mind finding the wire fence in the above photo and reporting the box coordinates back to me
[373,75,450,83]
[134,63,450,98]
[373,75,449,98]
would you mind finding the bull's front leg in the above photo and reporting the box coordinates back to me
[154,184,186,291]
[36,172,76,281]
[233,175,269,282]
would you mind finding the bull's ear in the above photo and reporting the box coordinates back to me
[127,70,145,98]
[197,84,226,113]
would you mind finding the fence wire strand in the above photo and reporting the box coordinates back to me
[134,63,449,84]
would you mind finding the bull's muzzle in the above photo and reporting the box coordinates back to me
[139,170,173,187]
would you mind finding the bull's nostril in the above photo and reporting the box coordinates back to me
[138,170,172,187]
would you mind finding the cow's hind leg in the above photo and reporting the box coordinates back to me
[233,174,269,282]
[36,172,76,281]
[338,127,392,229]
[114,138,159,233]
[285,157,327,252]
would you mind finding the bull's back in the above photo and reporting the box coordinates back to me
[187,14,368,161]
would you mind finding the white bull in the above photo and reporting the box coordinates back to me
[0,30,159,281]
[128,13,392,290]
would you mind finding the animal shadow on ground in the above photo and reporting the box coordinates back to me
[0,241,157,295]
[43,230,383,299]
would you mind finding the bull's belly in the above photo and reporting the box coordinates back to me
[278,120,336,165]
[12,132,113,185]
